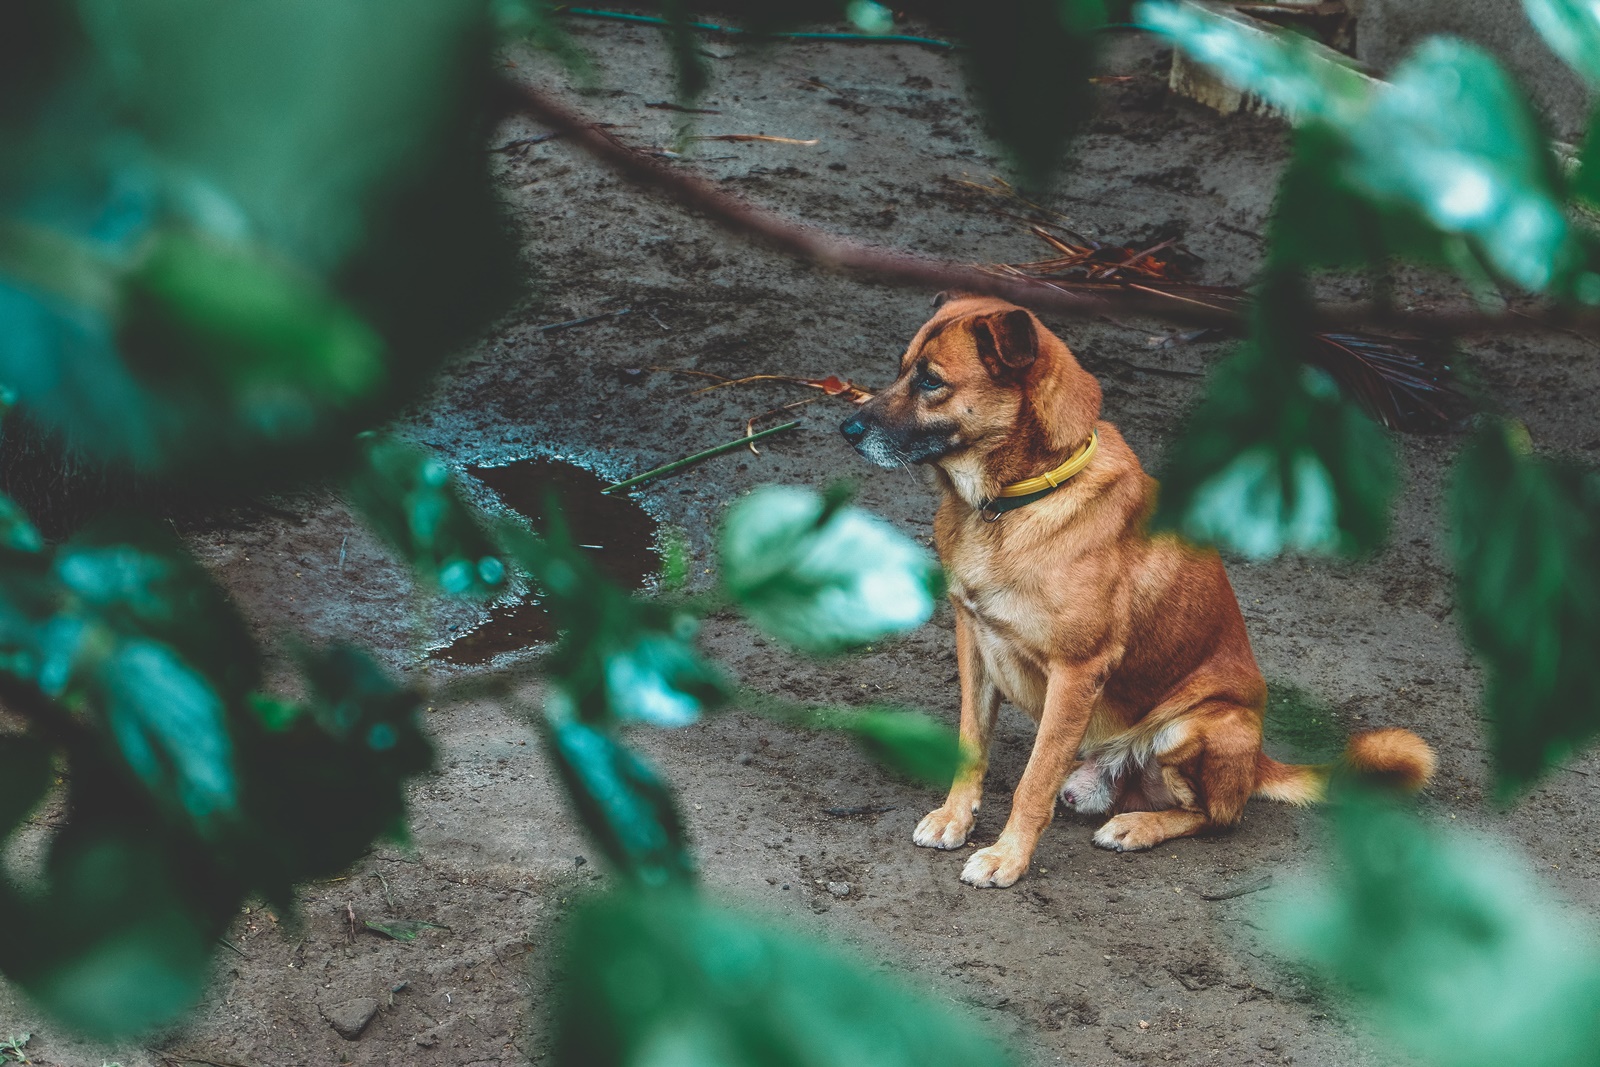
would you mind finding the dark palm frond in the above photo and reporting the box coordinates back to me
[990,226,1475,433]
[1308,332,1472,433]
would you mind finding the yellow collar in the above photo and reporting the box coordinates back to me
[993,431,1099,498]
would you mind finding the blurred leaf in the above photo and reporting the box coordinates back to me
[553,889,1013,1067]
[1449,423,1600,792]
[232,646,433,901]
[945,0,1105,188]
[1262,682,1346,764]
[545,709,696,888]
[119,232,387,418]
[594,624,726,728]
[1348,39,1577,294]
[499,516,725,728]
[0,1,510,481]
[1137,0,1369,121]
[493,0,594,77]
[847,1,896,34]
[0,492,43,555]
[1153,277,1397,559]
[817,706,964,786]
[659,0,712,100]
[96,638,236,834]
[0,523,260,838]
[1272,791,1600,1067]
[346,435,507,597]
[1,829,219,1040]
[1524,0,1600,86]
[1576,110,1600,207]
[1143,3,1582,295]
[720,485,943,655]
[0,732,52,836]
[52,522,260,699]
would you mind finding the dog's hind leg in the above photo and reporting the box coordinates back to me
[1092,704,1259,852]
[914,605,1000,850]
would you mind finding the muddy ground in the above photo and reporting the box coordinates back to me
[7,15,1600,1067]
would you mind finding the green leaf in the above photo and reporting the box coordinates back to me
[1347,39,1577,294]
[118,232,388,416]
[1271,792,1600,1067]
[595,623,726,729]
[946,0,1105,188]
[97,638,237,834]
[550,600,725,729]
[1,830,218,1039]
[0,495,42,556]
[720,485,943,655]
[1143,2,1581,294]
[1136,0,1369,122]
[1153,278,1398,559]
[1524,0,1600,86]
[346,435,507,597]
[659,0,711,100]
[816,707,964,786]
[1449,423,1600,792]
[553,889,1014,1067]
[233,646,433,899]
[499,513,724,728]
[0,1,511,479]
[364,918,446,942]
[0,732,52,837]
[545,709,696,888]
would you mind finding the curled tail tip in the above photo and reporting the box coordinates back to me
[1253,753,1326,806]
[1345,727,1436,792]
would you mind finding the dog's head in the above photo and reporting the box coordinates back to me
[840,295,1102,482]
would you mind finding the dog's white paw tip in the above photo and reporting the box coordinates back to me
[913,809,971,850]
[959,846,1024,888]
[1093,816,1151,852]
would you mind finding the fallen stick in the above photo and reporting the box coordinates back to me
[1199,873,1273,901]
[690,134,820,145]
[602,420,801,494]
[537,308,631,332]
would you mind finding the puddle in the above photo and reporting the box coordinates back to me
[432,458,659,666]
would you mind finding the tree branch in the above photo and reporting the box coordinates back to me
[497,78,1594,340]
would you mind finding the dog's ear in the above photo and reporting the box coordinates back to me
[932,290,952,308]
[971,309,1038,379]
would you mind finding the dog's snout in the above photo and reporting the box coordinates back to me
[840,415,869,444]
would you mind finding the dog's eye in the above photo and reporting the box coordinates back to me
[916,370,946,392]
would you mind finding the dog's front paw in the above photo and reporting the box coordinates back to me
[913,806,974,850]
[960,841,1030,888]
[1093,812,1159,852]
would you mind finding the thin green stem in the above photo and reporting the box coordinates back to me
[602,421,800,494]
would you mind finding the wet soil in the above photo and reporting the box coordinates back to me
[7,17,1600,1067]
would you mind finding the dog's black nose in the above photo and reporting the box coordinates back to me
[840,415,868,444]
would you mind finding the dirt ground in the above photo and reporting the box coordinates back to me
[8,15,1600,1067]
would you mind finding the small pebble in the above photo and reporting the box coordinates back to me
[827,881,852,898]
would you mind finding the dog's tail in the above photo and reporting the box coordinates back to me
[1252,728,1436,805]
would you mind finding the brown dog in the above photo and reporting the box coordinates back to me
[840,295,1434,888]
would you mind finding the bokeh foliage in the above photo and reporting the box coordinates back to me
[6,1,1600,1064]
[1273,790,1600,1067]
[1140,0,1600,788]
[1144,1,1600,1062]
[0,0,982,1039]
